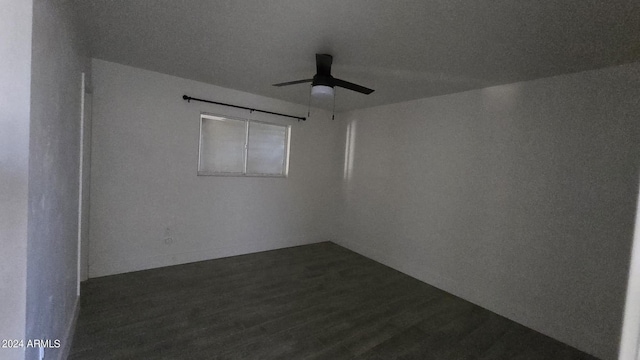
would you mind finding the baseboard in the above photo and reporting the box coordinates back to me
[58,295,79,360]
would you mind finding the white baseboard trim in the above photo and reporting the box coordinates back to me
[58,295,79,360]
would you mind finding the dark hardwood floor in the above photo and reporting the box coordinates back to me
[70,242,598,359]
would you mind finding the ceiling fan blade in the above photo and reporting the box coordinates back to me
[316,54,333,76]
[332,78,375,95]
[272,79,313,87]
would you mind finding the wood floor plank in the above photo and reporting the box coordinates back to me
[70,242,600,360]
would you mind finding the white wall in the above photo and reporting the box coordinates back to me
[619,176,640,360]
[338,63,640,360]
[89,59,343,277]
[0,1,32,359]
[25,1,90,359]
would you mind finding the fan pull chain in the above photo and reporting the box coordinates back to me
[307,85,312,118]
[332,88,336,120]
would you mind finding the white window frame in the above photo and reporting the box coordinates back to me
[197,113,291,177]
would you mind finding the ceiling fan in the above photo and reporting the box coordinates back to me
[273,54,375,98]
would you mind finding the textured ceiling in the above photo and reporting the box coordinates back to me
[74,0,640,112]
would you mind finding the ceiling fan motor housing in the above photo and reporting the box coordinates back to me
[312,74,334,88]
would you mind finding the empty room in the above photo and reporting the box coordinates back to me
[2,1,640,359]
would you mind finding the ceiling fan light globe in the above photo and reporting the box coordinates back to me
[311,85,334,98]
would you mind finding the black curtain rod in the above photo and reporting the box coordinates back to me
[182,95,306,121]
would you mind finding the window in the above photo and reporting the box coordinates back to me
[198,114,290,177]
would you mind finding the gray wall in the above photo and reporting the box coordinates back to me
[25,1,90,359]
[0,1,32,359]
[89,59,343,277]
[338,63,640,360]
